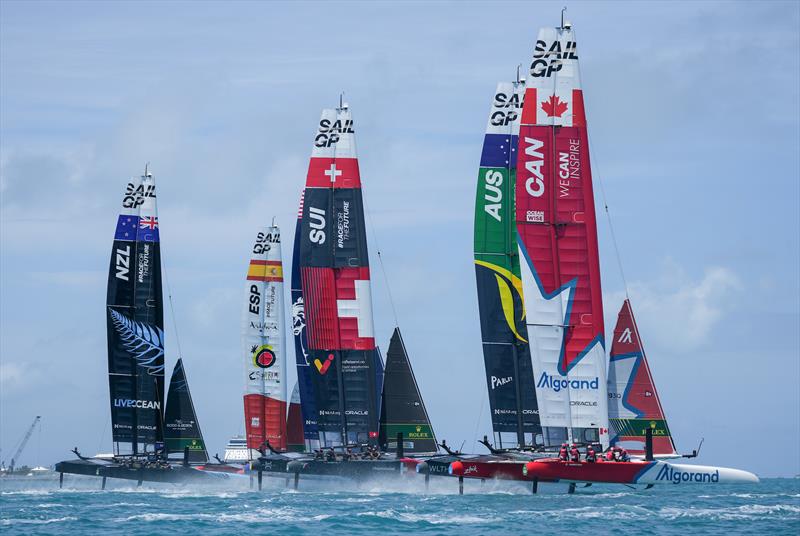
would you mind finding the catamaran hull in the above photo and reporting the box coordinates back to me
[521,459,759,485]
[55,459,231,484]
[254,456,418,480]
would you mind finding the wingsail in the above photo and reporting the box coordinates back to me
[607,299,677,457]
[242,225,287,451]
[515,25,609,447]
[290,192,319,445]
[378,328,437,454]
[474,80,541,448]
[106,169,165,454]
[164,358,208,463]
[286,382,305,452]
[299,103,380,446]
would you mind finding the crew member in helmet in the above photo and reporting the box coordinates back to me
[605,447,615,461]
[585,444,597,463]
[570,444,581,463]
[559,443,569,462]
[618,447,630,462]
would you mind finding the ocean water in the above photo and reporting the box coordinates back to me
[1,474,798,535]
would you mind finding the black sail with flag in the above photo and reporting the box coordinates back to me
[378,328,437,454]
[164,359,208,463]
[106,169,165,454]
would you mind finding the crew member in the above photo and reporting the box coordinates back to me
[570,444,581,463]
[559,443,569,462]
[605,447,615,461]
[618,447,630,462]
[585,444,596,463]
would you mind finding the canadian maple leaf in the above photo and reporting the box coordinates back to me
[541,95,568,117]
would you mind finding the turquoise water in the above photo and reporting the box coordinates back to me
[1,474,798,535]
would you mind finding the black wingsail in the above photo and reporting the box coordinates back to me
[163,359,208,463]
[107,169,165,455]
[378,328,437,454]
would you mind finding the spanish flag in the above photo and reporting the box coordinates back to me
[247,260,283,282]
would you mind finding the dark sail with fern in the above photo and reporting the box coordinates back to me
[106,168,165,454]
[164,359,208,463]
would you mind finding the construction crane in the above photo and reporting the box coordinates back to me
[6,416,41,473]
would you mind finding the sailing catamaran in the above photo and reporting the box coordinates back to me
[434,17,758,491]
[250,101,437,485]
[55,167,219,485]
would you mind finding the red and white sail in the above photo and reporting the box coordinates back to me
[607,299,677,457]
[515,24,609,447]
[241,225,287,452]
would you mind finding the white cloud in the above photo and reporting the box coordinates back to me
[605,261,742,352]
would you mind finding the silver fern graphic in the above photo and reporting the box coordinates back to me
[109,308,165,374]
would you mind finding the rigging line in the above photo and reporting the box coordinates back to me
[97,411,110,455]
[471,386,486,451]
[361,180,400,328]
[160,234,184,361]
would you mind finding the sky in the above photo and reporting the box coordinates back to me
[1,1,798,478]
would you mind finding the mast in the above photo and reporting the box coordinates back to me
[106,166,165,456]
[299,100,380,447]
[515,22,610,448]
[242,224,287,452]
[474,79,541,448]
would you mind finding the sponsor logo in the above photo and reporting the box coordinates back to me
[314,353,334,374]
[314,118,354,148]
[137,243,150,283]
[483,169,503,222]
[308,207,326,244]
[522,137,545,198]
[557,139,580,199]
[251,344,276,368]
[490,375,512,389]
[618,328,633,344]
[291,296,310,364]
[113,398,161,410]
[253,231,280,254]
[655,465,719,484]
[490,91,523,126]
[530,39,578,78]
[251,417,260,427]
[122,182,156,209]
[526,210,544,223]
[336,200,350,248]
[345,410,368,416]
[115,245,131,281]
[248,370,280,381]
[248,284,261,315]
[464,465,479,475]
[536,371,599,392]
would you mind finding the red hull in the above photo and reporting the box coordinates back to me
[522,458,653,484]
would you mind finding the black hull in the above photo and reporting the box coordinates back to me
[55,458,228,484]
[254,455,409,479]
